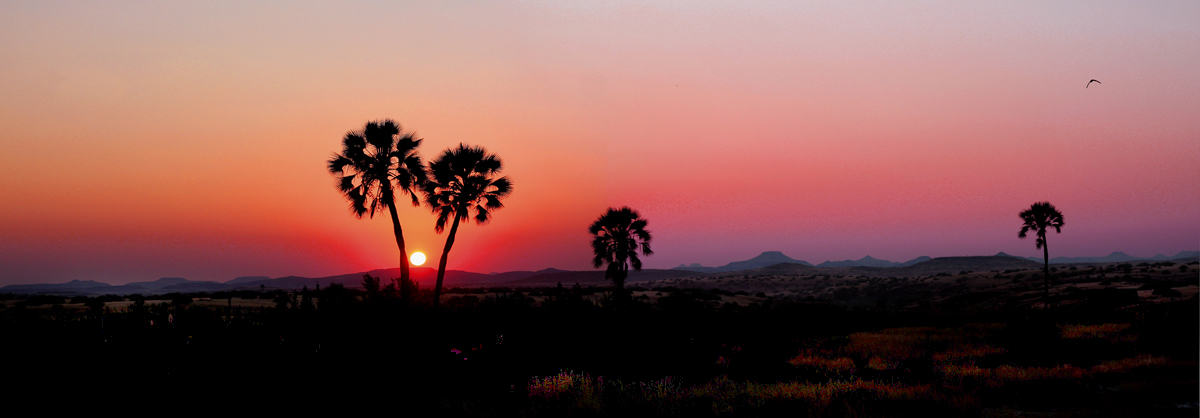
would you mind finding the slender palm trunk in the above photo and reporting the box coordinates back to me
[433,212,463,309]
[613,261,627,291]
[1042,237,1050,309]
[387,199,410,285]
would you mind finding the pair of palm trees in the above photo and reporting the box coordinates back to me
[327,120,512,308]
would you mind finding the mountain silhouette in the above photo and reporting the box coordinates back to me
[3,250,1195,296]
[226,276,272,284]
[816,255,931,268]
[677,252,934,271]
[1019,251,1199,264]
[673,251,813,273]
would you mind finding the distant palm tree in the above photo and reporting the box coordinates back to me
[1018,201,1065,308]
[589,207,653,291]
[328,120,427,287]
[423,144,513,309]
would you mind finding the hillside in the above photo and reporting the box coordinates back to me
[505,269,705,286]
[673,251,813,273]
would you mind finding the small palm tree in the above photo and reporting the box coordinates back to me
[589,207,653,291]
[328,120,427,287]
[423,144,513,309]
[1018,201,1065,308]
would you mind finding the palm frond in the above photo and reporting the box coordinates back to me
[588,207,653,287]
[424,144,512,234]
[1018,201,1064,248]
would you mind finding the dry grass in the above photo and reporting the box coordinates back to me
[1060,323,1130,339]
[787,355,855,373]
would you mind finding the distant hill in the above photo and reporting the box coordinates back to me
[816,255,931,268]
[3,249,1193,296]
[673,251,813,273]
[229,267,521,291]
[1005,251,1200,264]
[718,256,1042,278]
[506,269,704,286]
[748,263,821,275]
[486,268,568,283]
[0,280,113,295]
[899,256,1041,274]
[226,276,271,284]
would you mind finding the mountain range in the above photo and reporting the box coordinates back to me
[671,252,934,272]
[3,250,1195,296]
[675,251,1198,272]
[993,251,1200,264]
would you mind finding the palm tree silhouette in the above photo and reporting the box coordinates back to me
[589,207,653,292]
[327,120,427,287]
[1018,201,1065,308]
[423,144,513,309]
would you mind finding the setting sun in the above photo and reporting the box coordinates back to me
[410,252,426,266]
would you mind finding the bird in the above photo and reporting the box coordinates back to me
[1086,79,1101,88]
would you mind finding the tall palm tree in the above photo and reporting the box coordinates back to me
[328,120,427,287]
[1018,201,1065,308]
[423,144,513,309]
[589,207,653,291]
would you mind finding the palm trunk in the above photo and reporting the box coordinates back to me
[1042,238,1050,309]
[613,262,627,291]
[433,212,463,309]
[387,200,410,285]
[620,263,628,290]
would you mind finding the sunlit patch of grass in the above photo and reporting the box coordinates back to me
[1060,323,1130,340]
[941,364,990,381]
[993,364,1086,382]
[690,375,938,404]
[524,320,1196,415]
[529,372,947,415]
[933,345,1007,363]
[844,327,944,362]
[527,370,583,399]
[528,371,686,413]
[942,363,1087,388]
[1090,355,1171,374]
[787,354,855,373]
[867,356,896,370]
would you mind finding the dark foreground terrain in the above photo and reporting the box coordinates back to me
[3,266,1197,416]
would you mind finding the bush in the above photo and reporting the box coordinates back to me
[1152,287,1182,298]
[18,295,66,306]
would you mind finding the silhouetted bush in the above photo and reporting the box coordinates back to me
[17,295,66,306]
[1152,287,1182,297]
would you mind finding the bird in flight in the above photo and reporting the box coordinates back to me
[1086,79,1101,88]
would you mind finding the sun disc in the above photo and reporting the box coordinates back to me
[410,252,426,266]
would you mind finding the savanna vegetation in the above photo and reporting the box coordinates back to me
[2,280,1195,416]
[3,120,1195,415]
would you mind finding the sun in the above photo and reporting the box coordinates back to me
[410,251,426,266]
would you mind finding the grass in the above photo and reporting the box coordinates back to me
[523,321,1198,416]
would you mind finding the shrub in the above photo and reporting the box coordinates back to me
[1152,287,1182,297]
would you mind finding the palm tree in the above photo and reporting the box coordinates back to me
[423,144,513,309]
[1018,201,1065,308]
[327,120,427,287]
[588,207,653,291]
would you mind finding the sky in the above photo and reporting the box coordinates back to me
[1,1,1197,285]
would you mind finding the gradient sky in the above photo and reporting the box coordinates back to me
[1,1,1197,285]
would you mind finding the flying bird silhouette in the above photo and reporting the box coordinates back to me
[1086,79,1101,88]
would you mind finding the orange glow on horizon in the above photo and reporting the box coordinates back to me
[0,2,1196,285]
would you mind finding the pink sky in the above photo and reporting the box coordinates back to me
[1,1,1197,285]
